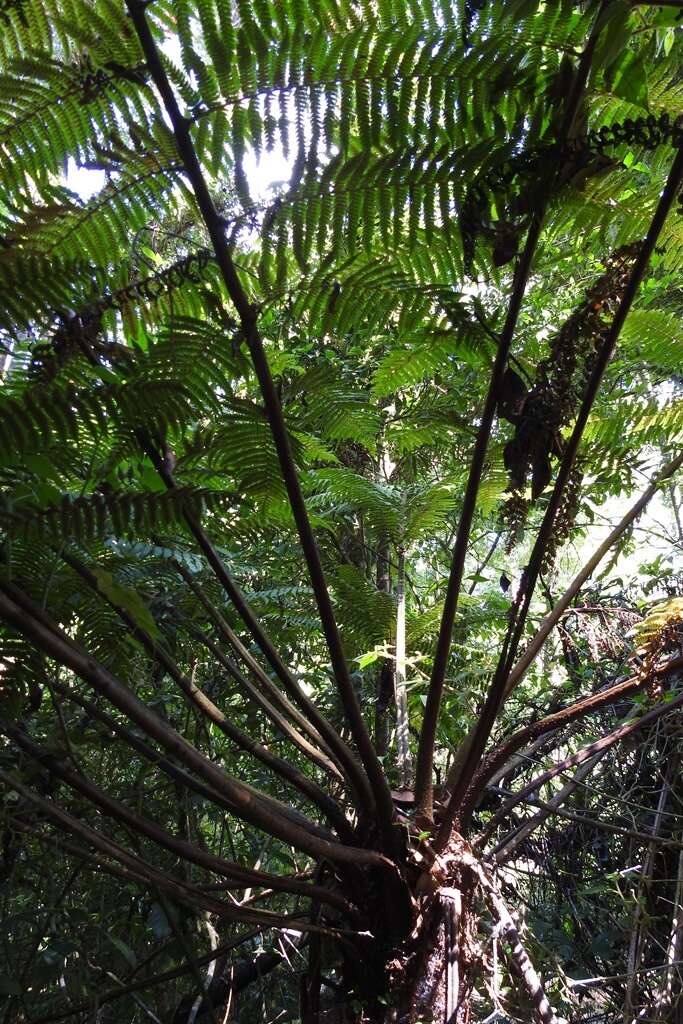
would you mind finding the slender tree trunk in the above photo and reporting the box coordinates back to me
[395,548,412,790]
[375,534,394,757]
[624,760,677,1023]
[648,848,683,1022]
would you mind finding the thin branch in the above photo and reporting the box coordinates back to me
[126,2,394,838]
[476,680,683,842]
[487,752,606,863]
[464,668,653,812]
[467,531,503,595]
[44,677,84,775]
[444,441,683,792]
[49,677,273,821]
[493,783,683,858]
[144,448,366,807]
[0,768,323,932]
[487,732,562,790]
[2,579,330,840]
[155,892,219,1024]
[171,559,337,771]
[187,623,346,799]
[0,864,82,1024]
[643,845,683,1020]
[570,960,683,991]
[504,450,683,696]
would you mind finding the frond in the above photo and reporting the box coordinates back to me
[620,308,683,373]
[309,468,403,539]
[3,486,231,544]
[331,563,395,655]
[288,365,381,449]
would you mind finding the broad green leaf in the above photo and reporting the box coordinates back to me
[92,569,162,641]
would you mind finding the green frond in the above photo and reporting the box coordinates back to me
[403,479,459,545]
[182,399,298,503]
[3,486,232,544]
[586,397,683,462]
[620,308,683,373]
[288,365,381,449]
[372,327,483,397]
[309,468,403,539]
[331,563,395,655]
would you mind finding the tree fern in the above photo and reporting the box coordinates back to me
[1,3,683,1022]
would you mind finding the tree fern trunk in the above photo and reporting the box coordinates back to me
[336,871,473,1024]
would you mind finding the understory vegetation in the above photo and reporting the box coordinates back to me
[1,0,683,1021]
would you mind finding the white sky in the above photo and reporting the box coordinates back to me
[65,144,293,203]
